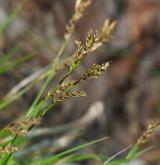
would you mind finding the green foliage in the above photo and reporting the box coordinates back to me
[0,51,35,74]
[0,0,27,33]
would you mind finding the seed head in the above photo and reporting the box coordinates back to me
[56,81,75,93]
[0,146,18,154]
[65,0,92,40]
[55,91,86,103]
[137,119,160,145]
[7,117,41,137]
[80,62,110,81]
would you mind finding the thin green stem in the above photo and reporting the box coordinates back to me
[26,70,54,118]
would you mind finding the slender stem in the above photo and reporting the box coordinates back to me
[54,39,68,63]
[26,70,54,118]
[26,38,69,118]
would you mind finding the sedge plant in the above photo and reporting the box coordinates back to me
[0,0,160,165]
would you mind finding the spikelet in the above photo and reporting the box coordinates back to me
[72,62,110,85]
[7,117,41,137]
[73,21,116,63]
[48,20,116,85]
[55,91,86,103]
[137,119,160,145]
[43,81,75,101]
[81,62,110,80]
[65,0,92,40]
[75,0,91,12]
[43,62,110,103]
[100,19,117,42]
[56,81,75,94]
[0,146,18,154]
[58,20,116,70]
[74,30,101,61]
[43,20,115,104]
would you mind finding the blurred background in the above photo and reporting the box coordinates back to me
[0,0,160,164]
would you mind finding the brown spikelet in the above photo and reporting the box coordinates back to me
[0,146,18,154]
[100,19,117,42]
[43,81,75,101]
[73,62,110,85]
[57,20,115,70]
[56,81,75,94]
[137,119,160,145]
[55,91,86,103]
[43,62,110,103]
[65,0,92,40]
[43,20,115,104]
[7,117,41,137]
[81,62,110,80]
[72,21,116,64]
[73,30,101,61]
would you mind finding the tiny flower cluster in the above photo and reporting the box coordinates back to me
[65,0,92,40]
[100,19,116,42]
[63,20,116,69]
[0,146,18,154]
[43,80,86,103]
[137,119,160,145]
[79,62,110,81]
[43,81,75,101]
[57,20,115,87]
[74,30,101,61]
[44,62,110,103]
[75,20,116,61]
[56,81,75,94]
[54,91,86,103]
[42,5,115,113]
[7,117,41,137]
